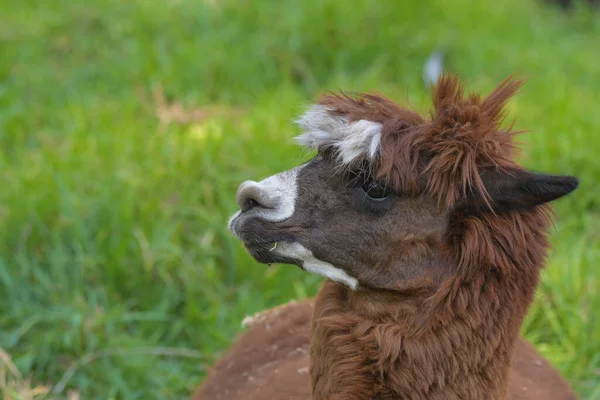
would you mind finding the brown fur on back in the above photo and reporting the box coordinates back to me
[192,300,576,400]
[192,301,312,400]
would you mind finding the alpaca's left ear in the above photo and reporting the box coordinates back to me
[472,168,579,213]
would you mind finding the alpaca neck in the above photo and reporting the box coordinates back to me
[308,210,549,399]
[308,276,535,400]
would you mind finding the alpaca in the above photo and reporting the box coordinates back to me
[193,74,579,399]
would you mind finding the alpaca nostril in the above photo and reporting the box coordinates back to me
[236,180,276,213]
[242,198,259,213]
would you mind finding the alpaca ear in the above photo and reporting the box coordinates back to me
[471,168,579,213]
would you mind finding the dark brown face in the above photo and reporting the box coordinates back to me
[229,153,450,291]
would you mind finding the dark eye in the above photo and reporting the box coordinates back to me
[361,181,392,200]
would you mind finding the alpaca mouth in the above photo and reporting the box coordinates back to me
[243,241,294,265]
[229,212,303,266]
[230,224,297,266]
[244,242,275,263]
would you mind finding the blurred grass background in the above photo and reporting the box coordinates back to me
[0,0,599,398]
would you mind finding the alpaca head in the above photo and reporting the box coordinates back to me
[229,75,578,292]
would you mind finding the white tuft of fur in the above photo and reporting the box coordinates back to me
[274,242,359,290]
[294,105,383,165]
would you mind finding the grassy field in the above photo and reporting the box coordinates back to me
[0,0,599,398]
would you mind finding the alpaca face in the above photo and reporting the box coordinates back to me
[229,151,449,291]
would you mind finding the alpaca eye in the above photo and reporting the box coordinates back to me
[361,181,392,200]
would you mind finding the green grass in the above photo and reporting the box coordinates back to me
[0,0,599,398]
